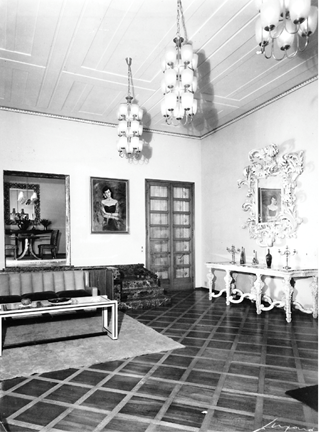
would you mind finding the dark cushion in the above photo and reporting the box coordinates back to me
[21,291,57,301]
[0,295,21,304]
[56,290,91,298]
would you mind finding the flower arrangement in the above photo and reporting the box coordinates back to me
[40,219,52,230]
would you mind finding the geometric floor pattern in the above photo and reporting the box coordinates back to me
[0,289,317,432]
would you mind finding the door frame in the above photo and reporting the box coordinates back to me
[145,179,195,291]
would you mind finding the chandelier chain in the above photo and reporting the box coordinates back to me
[179,0,188,42]
[127,62,132,98]
[176,0,180,39]
[176,0,188,42]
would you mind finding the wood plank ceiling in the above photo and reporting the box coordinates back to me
[0,0,318,139]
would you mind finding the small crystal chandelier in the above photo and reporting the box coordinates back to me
[255,0,318,60]
[161,0,198,125]
[117,58,144,158]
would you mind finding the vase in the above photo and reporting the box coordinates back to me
[266,249,272,268]
[240,247,246,264]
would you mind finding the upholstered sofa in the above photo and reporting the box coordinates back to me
[0,269,95,304]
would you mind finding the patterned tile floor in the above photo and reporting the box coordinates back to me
[0,289,317,431]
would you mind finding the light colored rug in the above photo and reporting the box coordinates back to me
[0,312,184,380]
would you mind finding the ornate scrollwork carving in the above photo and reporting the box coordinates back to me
[238,144,304,247]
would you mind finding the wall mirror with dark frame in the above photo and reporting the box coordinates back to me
[238,144,304,247]
[4,170,70,268]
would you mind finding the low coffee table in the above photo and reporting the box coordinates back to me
[0,295,118,356]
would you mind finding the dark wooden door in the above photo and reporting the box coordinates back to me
[145,180,194,291]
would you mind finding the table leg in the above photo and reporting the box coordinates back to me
[283,275,293,323]
[207,271,213,300]
[102,304,118,340]
[311,276,318,319]
[254,273,264,315]
[0,317,2,357]
[28,239,41,260]
[224,270,232,306]
[17,239,29,260]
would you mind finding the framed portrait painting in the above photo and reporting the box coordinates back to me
[258,187,282,224]
[91,177,129,233]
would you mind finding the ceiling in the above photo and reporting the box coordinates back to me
[0,0,318,139]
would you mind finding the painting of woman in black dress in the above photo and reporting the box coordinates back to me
[91,178,128,233]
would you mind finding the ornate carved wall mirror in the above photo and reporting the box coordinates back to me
[4,170,70,268]
[238,144,304,247]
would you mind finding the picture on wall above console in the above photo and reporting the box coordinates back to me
[238,144,304,247]
[91,177,129,234]
[258,187,282,223]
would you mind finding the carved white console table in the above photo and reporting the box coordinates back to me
[206,262,318,323]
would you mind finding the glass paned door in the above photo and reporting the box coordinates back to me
[146,180,194,291]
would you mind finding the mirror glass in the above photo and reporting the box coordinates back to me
[4,170,70,268]
[5,182,40,225]
[238,144,304,247]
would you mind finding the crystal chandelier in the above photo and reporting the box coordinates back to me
[117,58,144,158]
[255,0,318,60]
[161,0,198,125]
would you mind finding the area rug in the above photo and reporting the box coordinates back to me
[285,385,318,411]
[0,312,184,381]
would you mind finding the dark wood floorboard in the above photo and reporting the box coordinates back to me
[0,289,317,431]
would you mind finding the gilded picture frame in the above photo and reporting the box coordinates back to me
[91,177,129,234]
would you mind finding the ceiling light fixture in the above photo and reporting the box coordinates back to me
[161,0,198,126]
[117,58,144,158]
[255,0,318,60]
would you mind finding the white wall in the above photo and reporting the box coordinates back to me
[201,81,318,308]
[0,110,202,286]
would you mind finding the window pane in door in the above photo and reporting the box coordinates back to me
[176,268,190,278]
[173,187,189,198]
[174,201,190,212]
[150,213,168,225]
[174,227,190,238]
[153,256,169,266]
[174,214,190,225]
[151,200,168,211]
[150,227,169,238]
[151,186,168,197]
[156,270,169,279]
[175,241,190,252]
[151,240,169,253]
[175,254,190,265]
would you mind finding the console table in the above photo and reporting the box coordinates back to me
[206,262,318,323]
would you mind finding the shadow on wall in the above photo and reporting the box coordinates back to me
[183,50,219,136]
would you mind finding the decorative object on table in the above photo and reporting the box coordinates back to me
[278,246,296,270]
[240,247,246,264]
[252,250,259,265]
[117,57,144,159]
[226,245,240,264]
[40,219,51,230]
[21,298,31,306]
[238,144,304,247]
[16,217,32,231]
[160,0,198,126]
[254,0,318,61]
[265,249,272,268]
[91,177,129,234]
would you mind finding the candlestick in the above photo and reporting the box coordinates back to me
[226,245,240,264]
[278,246,296,270]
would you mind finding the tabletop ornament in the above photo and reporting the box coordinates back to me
[252,250,259,265]
[265,249,272,268]
[278,246,296,270]
[226,245,240,264]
